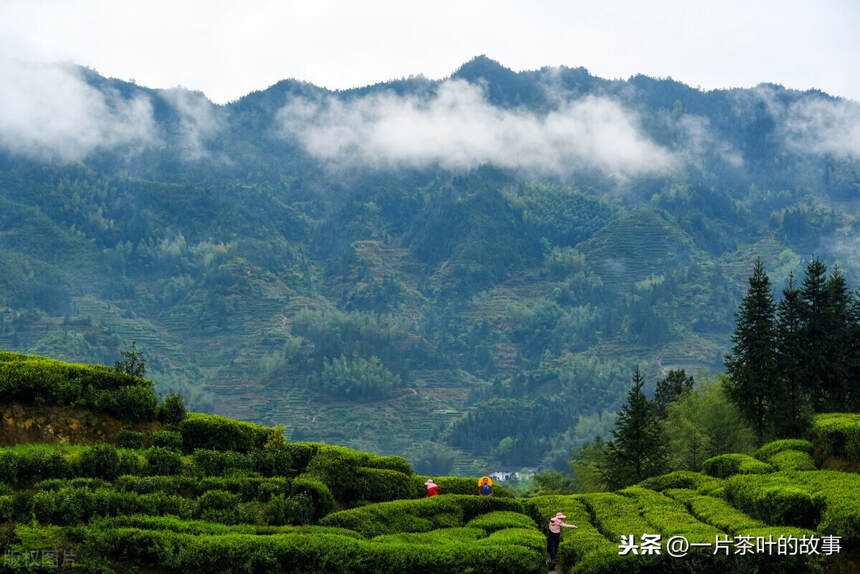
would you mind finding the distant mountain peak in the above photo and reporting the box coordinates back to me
[451,55,515,82]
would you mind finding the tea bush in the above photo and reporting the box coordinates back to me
[754,439,814,460]
[151,430,183,451]
[115,430,145,449]
[702,453,774,478]
[811,413,860,461]
[180,413,271,453]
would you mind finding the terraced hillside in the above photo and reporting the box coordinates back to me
[1,58,858,474]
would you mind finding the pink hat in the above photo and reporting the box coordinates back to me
[425,479,436,486]
[555,513,566,519]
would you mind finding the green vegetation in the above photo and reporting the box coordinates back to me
[0,351,159,421]
[811,413,860,461]
[701,454,774,479]
[725,258,860,445]
[1,61,858,475]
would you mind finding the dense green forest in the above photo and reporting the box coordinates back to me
[0,56,858,472]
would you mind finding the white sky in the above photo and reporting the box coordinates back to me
[1,0,858,105]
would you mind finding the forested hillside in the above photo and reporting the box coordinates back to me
[0,56,858,472]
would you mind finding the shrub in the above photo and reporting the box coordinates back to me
[251,447,296,477]
[191,449,252,476]
[290,477,335,521]
[96,385,158,422]
[465,511,538,532]
[0,352,147,410]
[115,429,146,449]
[12,491,31,520]
[768,450,817,471]
[812,413,860,461]
[264,493,314,525]
[0,495,11,521]
[319,495,529,538]
[87,529,543,574]
[702,453,773,478]
[477,528,545,553]
[754,439,814,461]
[0,452,16,485]
[664,488,767,533]
[724,475,821,529]
[34,477,109,491]
[79,443,120,480]
[283,443,317,473]
[372,527,486,544]
[638,470,724,494]
[355,467,415,503]
[145,447,183,475]
[157,393,187,425]
[197,489,241,523]
[1,448,73,485]
[618,486,723,544]
[151,430,183,451]
[118,450,145,475]
[180,414,270,453]
[116,475,196,495]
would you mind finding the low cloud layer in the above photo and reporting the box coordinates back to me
[0,59,159,161]
[782,97,860,160]
[161,88,221,160]
[277,80,678,178]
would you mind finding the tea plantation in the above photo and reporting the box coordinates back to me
[0,353,858,572]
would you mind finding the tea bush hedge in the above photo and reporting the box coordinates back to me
[319,495,531,538]
[723,474,821,529]
[702,453,774,478]
[151,430,183,451]
[754,440,814,461]
[811,413,860,461]
[464,511,538,532]
[115,430,145,449]
[85,528,543,574]
[180,413,271,453]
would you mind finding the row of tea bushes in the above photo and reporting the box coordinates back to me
[753,440,817,471]
[701,453,774,479]
[0,352,159,422]
[83,524,544,573]
[318,495,538,538]
[617,486,723,543]
[533,492,824,574]
[16,484,326,527]
[811,413,860,462]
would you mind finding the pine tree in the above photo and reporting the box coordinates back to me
[799,256,831,410]
[850,289,860,411]
[822,266,852,409]
[600,367,667,489]
[774,274,809,437]
[725,258,777,445]
[653,369,694,418]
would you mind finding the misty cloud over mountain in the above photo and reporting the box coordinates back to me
[0,59,158,160]
[276,79,678,178]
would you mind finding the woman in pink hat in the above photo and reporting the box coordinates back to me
[424,479,439,497]
[546,512,577,567]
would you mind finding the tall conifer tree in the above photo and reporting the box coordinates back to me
[725,257,777,445]
[800,256,830,410]
[600,367,667,488]
[822,266,852,408]
[774,273,809,436]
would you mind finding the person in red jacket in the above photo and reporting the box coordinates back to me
[425,479,439,497]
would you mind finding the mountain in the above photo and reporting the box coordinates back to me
[0,56,857,473]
